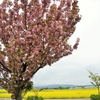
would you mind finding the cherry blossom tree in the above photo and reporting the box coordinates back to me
[0,0,81,100]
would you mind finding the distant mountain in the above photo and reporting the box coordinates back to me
[34,84,94,89]
[34,84,74,88]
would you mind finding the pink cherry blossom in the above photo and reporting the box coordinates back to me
[0,0,81,100]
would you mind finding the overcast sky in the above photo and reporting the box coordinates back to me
[33,0,100,86]
[0,0,100,86]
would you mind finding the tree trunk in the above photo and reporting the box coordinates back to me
[16,89,22,100]
[98,86,100,95]
[11,88,23,100]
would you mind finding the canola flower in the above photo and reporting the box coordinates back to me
[0,89,7,93]
[35,88,98,99]
[0,88,98,99]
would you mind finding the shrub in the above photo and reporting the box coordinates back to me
[27,96,34,100]
[90,94,100,100]
[37,96,44,100]
[26,96,44,100]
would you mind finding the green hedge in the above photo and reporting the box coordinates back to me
[90,94,100,100]
[26,96,44,100]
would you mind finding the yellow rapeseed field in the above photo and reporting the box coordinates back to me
[25,88,98,99]
[0,88,98,99]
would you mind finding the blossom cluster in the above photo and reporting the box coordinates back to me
[0,0,81,98]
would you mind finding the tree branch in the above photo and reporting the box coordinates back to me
[20,59,27,73]
[0,61,12,73]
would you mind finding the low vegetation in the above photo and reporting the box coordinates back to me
[90,94,100,100]
[0,88,98,99]
[26,96,44,100]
